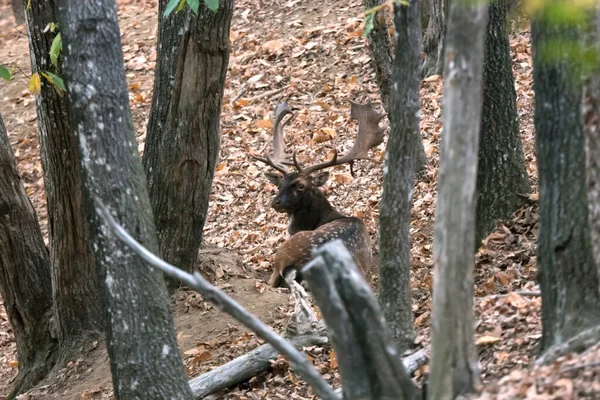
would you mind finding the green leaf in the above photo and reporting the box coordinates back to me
[176,0,187,12]
[188,0,200,14]
[50,32,62,68]
[0,66,11,81]
[163,0,181,16]
[42,71,66,95]
[205,0,218,12]
[362,13,374,38]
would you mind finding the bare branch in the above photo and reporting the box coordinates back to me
[94,198,340,400]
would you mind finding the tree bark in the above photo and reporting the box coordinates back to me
[531,14,600,352]
[0,113,58,397]
[378,0,421,353]
[24,0,104,344]
[304,241,417,400]
[421,0,446,77]
[364,0,394,111]
[364,0,427,173]
[142,0,233,282]
[56,1,193,398]
[584,7,600,276]
[475,0,530,248]
[428,0,488,398]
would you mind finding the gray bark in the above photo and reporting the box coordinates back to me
[364,0,427,173]
[56,1,193,398]
[24,0,104,344]
[475,0,530,248]
[421,0,446,77]
[428,0,488,398]
[143,0,233,283]
[378,0,421,353]
[531,13,600,352]
[0,113,58,398]
[304,241,417,400]
[584,7,600,276]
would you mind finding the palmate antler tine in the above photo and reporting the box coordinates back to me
[272,102,294,166]
[300,100,386,176]
[337,100,386,163]
[250,102,294,174]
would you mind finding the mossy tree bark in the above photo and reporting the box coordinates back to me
[532,12,600,353]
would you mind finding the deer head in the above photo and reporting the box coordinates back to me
[251,100,386,218]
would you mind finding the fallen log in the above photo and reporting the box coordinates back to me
[189,332,329,398]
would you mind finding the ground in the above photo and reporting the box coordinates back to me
[0,0,598,399]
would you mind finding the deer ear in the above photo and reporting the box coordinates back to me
[312,171,330,187]
[265,172,282,186]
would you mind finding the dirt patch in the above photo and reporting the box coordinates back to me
[11,274,289,400]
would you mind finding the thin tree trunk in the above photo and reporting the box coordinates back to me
[24,0,104,344]
[56,1,193,397]
[142,0,233,282]
[584,7,600,276]
[475,0,530,248]
[364,0,394,111]
[378,0,421,353]
[428,0,488,398]
[421,0,446,77]
[364,0,427,173]
[532,13,600,353]
[0,113,58,398]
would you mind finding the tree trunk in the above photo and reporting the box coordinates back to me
[378,0,421,353]
[364,0,427,173]
[475,0,530,248]
[428,0,488,398]
[421,0,446,78]
[56,1,193,398]
[584,7,600,275]
[532,14,600,353]
[24,0,104,344]
[364,0,394,111]
[0,113,58,397]
[142,0,233,282]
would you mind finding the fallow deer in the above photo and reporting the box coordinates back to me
[251,100,386,287]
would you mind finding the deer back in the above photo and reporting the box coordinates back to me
[268,217,372,288]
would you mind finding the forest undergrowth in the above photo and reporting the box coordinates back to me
[0,0,598,398]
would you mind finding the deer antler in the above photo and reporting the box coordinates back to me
[250,102,294,175]
[294,100,386,176]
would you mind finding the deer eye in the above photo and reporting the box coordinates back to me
[296,183,305,191]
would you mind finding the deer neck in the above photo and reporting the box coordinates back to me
[288,192,344,235]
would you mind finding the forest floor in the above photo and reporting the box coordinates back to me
[1,0,600,399]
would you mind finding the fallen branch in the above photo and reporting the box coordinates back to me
[536,325,600,365]
[245,85,289,102]
[479,291,541,301]
[560,361,600,374]
[189,336,428,399]
[189,332,329,398]
[95,199,339,400]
